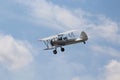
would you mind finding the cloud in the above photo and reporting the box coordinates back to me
[90,45,120,58]
[0,34,34,71]
[15,0,90,30]
[7,0,120,80]
[15,0,120,45]
[15,0,120,68]
[104,60,120,80]
[86,16,120,43]
[72,76,81,80]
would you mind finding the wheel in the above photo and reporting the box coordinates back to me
[53,50,57,54]
[83,41,86,44]
[61,47,65,52]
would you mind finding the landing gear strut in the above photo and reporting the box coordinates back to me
[61,47,65,52]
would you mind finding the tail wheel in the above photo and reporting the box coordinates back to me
[83,41,86,44]
[53,50,57,54]
[61,47,65,52]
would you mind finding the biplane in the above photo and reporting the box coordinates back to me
[39,30,88,54]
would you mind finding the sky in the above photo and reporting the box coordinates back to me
[0,0,120,80]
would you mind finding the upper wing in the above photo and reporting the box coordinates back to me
[59,30,77,35]
[38,30,77,41]
[38,35,58,41]
[38,30,78,50]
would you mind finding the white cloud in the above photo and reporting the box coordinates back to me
[15,0,120,63]
[15,0,120,44]
[12,0,120,76]
[104,60,120,80]
[0,34,34,71]
[87,16,120,43]
[9,0,120,80]
[90,45,120,58]
[72,76,81,80]
[16,0,88,30]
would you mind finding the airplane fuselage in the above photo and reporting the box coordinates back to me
[51,38,85,47]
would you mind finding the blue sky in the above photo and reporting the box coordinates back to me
[0,0,120,80]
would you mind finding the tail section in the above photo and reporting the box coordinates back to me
[80,31,88,41]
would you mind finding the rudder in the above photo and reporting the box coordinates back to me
[80,31,88,41]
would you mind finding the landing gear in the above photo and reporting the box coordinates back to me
[61,47,65,52]
[53,50,57,54]
[53,47,65,54]
[83,41,86,44]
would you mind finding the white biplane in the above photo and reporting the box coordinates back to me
[39,30,88,54]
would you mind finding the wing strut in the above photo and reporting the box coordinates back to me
[43,41,49,48]
[68,32,75,38]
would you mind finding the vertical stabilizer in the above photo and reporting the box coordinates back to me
[80,31,88,41]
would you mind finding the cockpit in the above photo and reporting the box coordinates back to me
[57,34,68,41]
